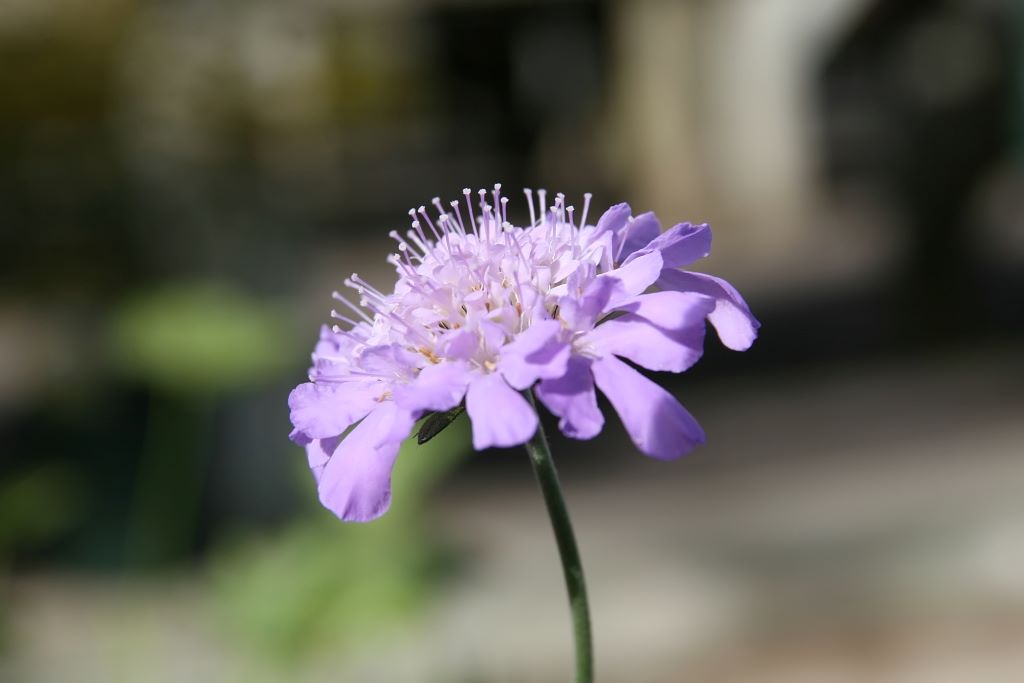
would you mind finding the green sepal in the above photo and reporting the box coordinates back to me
[416,405,466,445]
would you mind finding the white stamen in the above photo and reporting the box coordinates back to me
[406,228,431,256]
[451,199,467,234]
[463,188,478,236]
[580,192,593,229]
[418,206,442,242]
[408,210,430,245]
[332,290,373,323]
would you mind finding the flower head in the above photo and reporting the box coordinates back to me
[289,186,759,521]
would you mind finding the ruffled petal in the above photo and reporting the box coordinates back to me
[626,222,711,268]
[288,381,379,441]
[585,314,707,373]
[590,202,631,240]
[316,403,416,522]
[306,435,342,483]
[358,344,420,378]
[618,211,662,261]
[442,328,480,360]
[499,319,571,390]
[597,250,663,309]
[559,274,624,332]
[658,269,760,351]
[535,356,604,440]
[392,360,472,412]
[612,290,717,330]
[591,355,705,460]
[478,319,509,357]
[313,324,348,357]
[586,291,715,372]
[465,373,539,449]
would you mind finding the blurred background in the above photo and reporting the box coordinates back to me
[1,0,1023,680]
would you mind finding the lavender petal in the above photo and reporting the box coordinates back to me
[591,354,705,460]
[626,222,711,268]
[288,381,379,442]
[499,319,571,390]
[316,403,416,522]
[466,373,539,449]
[393,360,472,412]
[658,269,760,351]
[535,356,604,440]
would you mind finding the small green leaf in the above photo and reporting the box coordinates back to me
[417,405,466,445]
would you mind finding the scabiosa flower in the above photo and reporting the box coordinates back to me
[289,186,758,521]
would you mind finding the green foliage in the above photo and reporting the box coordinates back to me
[107,282,299,396]
[0,463,87,555]
[209,416,470,663]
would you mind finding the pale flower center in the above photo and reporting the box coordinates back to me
[328,186,601,374]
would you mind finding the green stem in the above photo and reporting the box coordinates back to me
[523,390,594,683]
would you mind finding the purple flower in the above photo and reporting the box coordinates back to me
[289,187,758,521]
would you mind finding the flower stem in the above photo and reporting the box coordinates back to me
[523,391,593,683]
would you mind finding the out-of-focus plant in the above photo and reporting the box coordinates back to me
[0,463,88,647]
[208,416,468,663]
[0,464,87,558]
[108,282,296,396]
[107,281,299,566]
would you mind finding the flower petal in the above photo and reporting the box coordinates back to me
[585,313,707,373]
[313,324,349,357]
[392,360,472,412]
[585,203,630,269]
[591,202,630,238]
[587,291,715,373]
[358,344,420,378]
[288,381,379,441]
[465,373,538,449]
[499,319,571,390]
[316,403,416,522]
[442,328,480,360]
[612,290,717,330]
[559,274,624,332]
[658,269,760,351]
[597,250,663,309]
[591,355,705,459]
[626,222,711,268]
[478,319,509,357]
[619,211,662,261]
[306,435,342,483]
[535,356,604,440]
